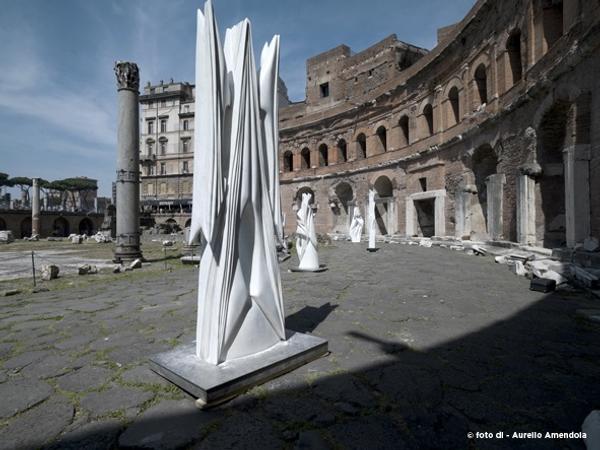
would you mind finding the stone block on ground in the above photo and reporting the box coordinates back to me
[0,230,15,243]
[129,259,142,270]
[41,264,60,281]
[583,237,600,253]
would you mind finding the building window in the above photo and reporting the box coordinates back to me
[423,104,434,136]
[301,147,311,169]
[356,133,367,159]
[147,142,154,155]
[507,30,523,87]
[399,116,410,147]
[161,99,166,108]
[148,121,154,134]
[184,105,190,113]
[160,163,166,175]
[148,101,153,108]
[183,119,188,131]
[318,144,328,167]
[376,126,387,152]
[160,141,166,155]
[183,161,189,173]
[543,0,564,51]
[319,82,329,98]
[474,64,488,107]
[448,86,460,126]
[149,165,155,176]
[337,139,347,163]
[182,139,189,153]
[283,151,294,172]
[160,119,167,133]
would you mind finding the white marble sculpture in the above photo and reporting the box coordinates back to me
[189,1,285,365]
[296,193,320,271]
[349,206,364,243]
[368,189,377,249]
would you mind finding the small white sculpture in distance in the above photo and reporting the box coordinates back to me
[349,206,364,243]
[367,189,378,251]
[295,193,320,271]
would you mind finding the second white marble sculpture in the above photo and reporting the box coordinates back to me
[189,1,285,365]
[368,189,377,249]
[296,193,320,271]
[349,206,364,243]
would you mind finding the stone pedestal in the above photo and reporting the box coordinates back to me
[31,178,40,237]
[517,165,539,245]
[113,61,143,263]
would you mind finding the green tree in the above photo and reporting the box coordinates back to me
[9,177,33,205]
[56,177,98,210]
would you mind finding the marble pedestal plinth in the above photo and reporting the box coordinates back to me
[290,266,328,273]
[149,331,328,408]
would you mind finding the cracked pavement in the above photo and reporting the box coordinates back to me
[0,242,599,449]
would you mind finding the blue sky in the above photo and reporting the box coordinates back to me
[0,0,475,196]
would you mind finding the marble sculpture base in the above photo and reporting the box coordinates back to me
[367,248,380,252]
[290,265,328,273]
[149,331,328,408]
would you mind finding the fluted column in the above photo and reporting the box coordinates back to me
[31,178,40,237]
[114,61,143,262]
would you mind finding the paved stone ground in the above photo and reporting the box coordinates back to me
[0,242,599,449]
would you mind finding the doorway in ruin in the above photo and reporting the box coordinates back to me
[373,176,395,235]
[332,182,353,234]
[470,144,499,240]
[414,198,435,237]
[53,217,70,237]
[79,218,94,235]
[536,102,568,248]
[0,218,6,231]
[20,217,32,238]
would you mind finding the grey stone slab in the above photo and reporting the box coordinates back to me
[55,365,113,392]
[120,364,170,387]
[0,377,53,418]
[149,331,328,407]
[0,342,14,359]
[46,419,123,450]
[54,333,97,351]
[119,399,218,449]
[79,384,154,418]
[2,349,50,371]
[0,396,74,450]
[20,354,73,379]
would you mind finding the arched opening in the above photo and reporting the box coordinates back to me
[300,148,311,169]
[333,182,354,233]
[448,86,460,127]
[21,217,32,238]
[373,176,394,235]
[471,144,499,239]
[164,218,181,233]
[376,126,387,153]
[283,151,294,172]
[536,102,569,248]
[78,218,94,236]
[507,30,523,87]
[542,0,564,51]
[337,139,348,163]
[0,218,6,231]
[422,104,434,137]
[52,217,70,237]
[398,116,410,147]
[356,134,367,160]
[318,144,328,167]
[474,64,488,107]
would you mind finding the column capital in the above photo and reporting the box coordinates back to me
[114,61,139,91]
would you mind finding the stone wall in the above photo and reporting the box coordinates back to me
[0,210,105,239]
[279,0,600,249]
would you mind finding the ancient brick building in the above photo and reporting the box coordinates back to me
[278,0,600,250]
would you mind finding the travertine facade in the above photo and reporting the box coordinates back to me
[279,0,600,250]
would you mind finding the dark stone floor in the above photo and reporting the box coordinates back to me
[0,242,598,449]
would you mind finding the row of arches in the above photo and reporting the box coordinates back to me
[11,217,95,238]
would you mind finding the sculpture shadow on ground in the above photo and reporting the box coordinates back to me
[285,302,338,334]
[37,288,600,450]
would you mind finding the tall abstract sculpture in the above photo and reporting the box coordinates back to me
[295,193,319,271]
[367,189,379,251]
[349,206,364,243]
[150,1,327,407]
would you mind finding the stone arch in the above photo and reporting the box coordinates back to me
[300,147,311,169]
[331,181,354,233]
[355,133,367,160]
[337,139,348,163]
[21,217,32,238]
[78,217,94,235]
[53,217,70,237]
[0,217,6,231]
[506,29,523,87]
[421,103,434,138]
[318,143,329,167]
[376,126,388,153]
[473,64,488,107]
[398,115,410,147]
[372,175,396,235]
[283,151,294,172]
